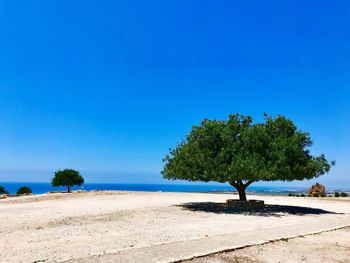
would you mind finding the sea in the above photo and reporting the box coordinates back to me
[1,182,349,195]
[0,182,315,195]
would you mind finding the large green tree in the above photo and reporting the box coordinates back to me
[51,169,84,193]
[162,114,334,201]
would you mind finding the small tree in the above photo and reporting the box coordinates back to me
[0,185,8,195]
[16,186,32,195]
[51,169,84,193]
[162,114,334,201]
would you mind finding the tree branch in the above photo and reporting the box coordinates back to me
[230,179,254,189]
[244,180,254,188]
[229,180,239,188]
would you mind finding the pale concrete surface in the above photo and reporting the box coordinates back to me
[184,227,350,263]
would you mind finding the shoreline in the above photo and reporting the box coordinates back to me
[2,188,350,203]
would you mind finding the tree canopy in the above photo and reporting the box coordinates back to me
[51,169,84,193]
[162,114,334,201]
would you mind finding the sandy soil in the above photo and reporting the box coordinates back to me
[185,227,350,263]
[0,191,349,263]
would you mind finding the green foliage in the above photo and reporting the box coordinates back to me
[320,193,326,197]
[0,185,8,195]
[16,186,32,195]
[288,193,306,197]
[51,169,84,193]
[340,192,348,197]
[162,114,333,201]
[334,192,340,197]
[312,192,320,197]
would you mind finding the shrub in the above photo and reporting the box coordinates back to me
[312,192,320,197]
[340,192,348,197]
[16,186,32,195]
[288,193,294,196]
[0,185,8,195]
[300,193,306,197]
[334,192,340,197]
[320,193,326,197]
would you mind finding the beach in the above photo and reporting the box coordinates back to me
[1,191,349,263]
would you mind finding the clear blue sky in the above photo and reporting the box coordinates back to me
[0,1,349,187]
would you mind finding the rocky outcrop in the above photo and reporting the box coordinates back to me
[308,183,326,196]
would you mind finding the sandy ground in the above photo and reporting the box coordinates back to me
[0,191,349,263]
[185,227,350,263]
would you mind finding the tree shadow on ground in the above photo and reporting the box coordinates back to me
[176,202,342,217]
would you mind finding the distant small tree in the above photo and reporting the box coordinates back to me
[51,169,84,193]
[16,186,32,195]
[162,114,334,201]
[0,185,8,195]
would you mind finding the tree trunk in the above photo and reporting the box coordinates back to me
[229,180,254,201]
[67,185,71,193]
[237,186,247,201]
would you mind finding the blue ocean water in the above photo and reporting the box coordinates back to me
[0,182,309,195]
